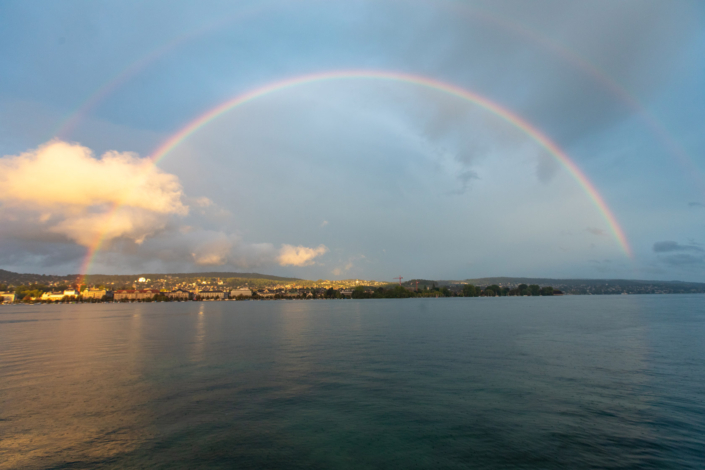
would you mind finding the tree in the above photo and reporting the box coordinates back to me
[540,286,554,296]
[462,284,477,297]
[324,288,340,299]
[529,285,541,296]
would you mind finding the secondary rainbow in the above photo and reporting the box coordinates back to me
[52,1,702,196]
[78,70,632,281]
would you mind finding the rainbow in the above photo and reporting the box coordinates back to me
[52,0,703,197]
[78,70,632,282]
[50,1,279,141]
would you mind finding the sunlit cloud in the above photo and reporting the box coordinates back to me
[0,141,187,247]
[278,244,328,266]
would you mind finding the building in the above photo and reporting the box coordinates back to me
[197,290,227,300]
[166,289,192,300]
[40,289,78,301]
[114,289,160,301]
[230,288,252,298]
[256,291,275,298]
[0,292,15,303]
[82,289,110,300]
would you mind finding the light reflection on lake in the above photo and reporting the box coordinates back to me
[0,297,703,469]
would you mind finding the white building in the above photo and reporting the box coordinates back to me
[166,289,192,300]
[230,288,252,298]
[198,291,227,300]
[82,289,109,300]
[41,290,78,301]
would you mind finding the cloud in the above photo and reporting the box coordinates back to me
[452,170,480,194]
[653,241,703,253]
[654,241,705,270]
[382,1,699,145]
[0,140,187,247]
[320,220,329,227]
[659,254,705,267]
[536,154,559,184]
[0,141,332,274]
[689,202,704,208]
[278,244,328,266]
[586,227,607,236]
[193,197,213,207]
[331,254,367,277]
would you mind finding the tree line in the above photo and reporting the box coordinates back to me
[345,283,556,299]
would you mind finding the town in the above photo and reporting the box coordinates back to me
[3,269,705,304]
[0,273,563,303]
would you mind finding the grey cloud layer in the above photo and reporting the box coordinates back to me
[653,241,703,253]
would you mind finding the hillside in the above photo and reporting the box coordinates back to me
[0,269,299,286]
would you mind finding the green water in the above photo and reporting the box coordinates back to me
[1,296,703,469]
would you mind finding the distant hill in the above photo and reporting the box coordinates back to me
[2,268,705,295]
[84,272,300,282]
[0,269,68,284]
[0,269,300,285]
[403,276,705,295]
[461,277,705,295]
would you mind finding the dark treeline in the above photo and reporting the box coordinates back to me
[343,283,557,299]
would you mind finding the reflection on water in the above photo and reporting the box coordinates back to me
[0,305,157,468]
[192,303,206,364]
[1,296,704,469]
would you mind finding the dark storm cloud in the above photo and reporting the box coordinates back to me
[653,241,703,253]
[378,0,700,146]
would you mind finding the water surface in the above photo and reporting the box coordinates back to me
[1,296,703,469]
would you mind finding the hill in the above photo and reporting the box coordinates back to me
[0,269,299,286]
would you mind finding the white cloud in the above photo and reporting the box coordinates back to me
[278,244,328,266]
[0,141,332,273]
[0,140,187,247]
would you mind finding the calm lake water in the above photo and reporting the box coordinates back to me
[1,296,704,469]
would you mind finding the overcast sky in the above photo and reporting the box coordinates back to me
[1,0,704,281]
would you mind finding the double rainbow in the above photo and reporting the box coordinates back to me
[78,70,632,280]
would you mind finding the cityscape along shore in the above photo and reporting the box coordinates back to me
[2,269,705,304]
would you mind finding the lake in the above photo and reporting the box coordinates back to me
[1,296,704,469]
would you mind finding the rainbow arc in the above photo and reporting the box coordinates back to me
[78,70,632,281]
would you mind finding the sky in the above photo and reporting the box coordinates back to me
[1,0,704,281]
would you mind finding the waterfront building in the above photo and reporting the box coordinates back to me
[230,288,253,298]
[0,292,15,303]
[114,289,160,301]
[166,289,192,300]
[198,290,227,300]
[82,289,111,300]
[40,289,78,301]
